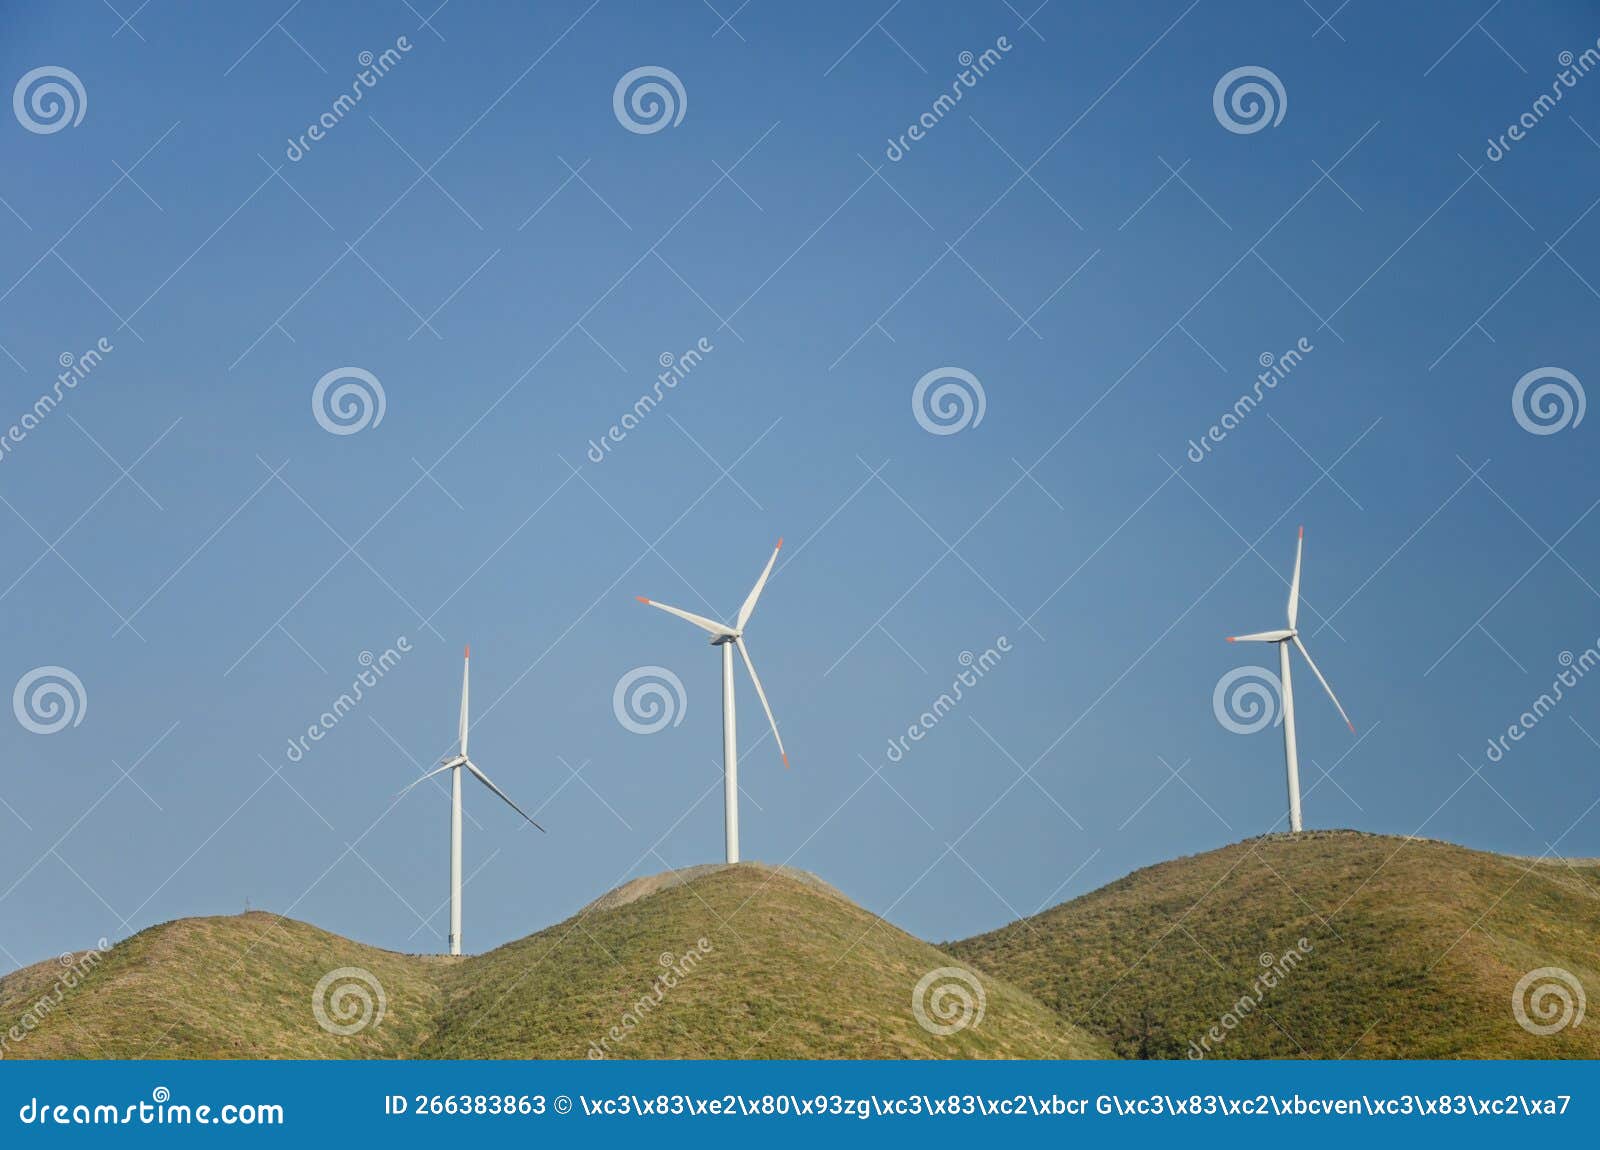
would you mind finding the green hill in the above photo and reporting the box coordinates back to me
[0,864,1103,1060]
[949,830,1600,1059]
[0,913,444,1059]
[12,836,1593,1061]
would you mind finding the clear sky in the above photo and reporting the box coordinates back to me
[2,1,1598,968]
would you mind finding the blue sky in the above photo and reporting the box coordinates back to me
[2,0,1599,968]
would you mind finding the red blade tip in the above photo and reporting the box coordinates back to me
[776,537,783,549]
[464,644,470,658]
[782,752,789,769]
[636,596,650,604]
[1225,636,1236,643]
[1348,721,1357,733]
[1298,525,1304,538]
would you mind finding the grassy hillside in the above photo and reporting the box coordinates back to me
[0,865,1103,1060]
[423,863,1104,1058]
[950,830,1600,1059]
[13,836,1591,1061]
[0,913,443,1059]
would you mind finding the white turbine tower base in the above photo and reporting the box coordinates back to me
[450,763,463,953]
[394,647,545,955]
[722,639,738,863]
[1279,639,1300,833]
[1226,528,1356,834]
[638,538,789,865]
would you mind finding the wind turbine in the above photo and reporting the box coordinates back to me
[395,647,545,955]
[636,539,788,864]
[1225,527,1355,833]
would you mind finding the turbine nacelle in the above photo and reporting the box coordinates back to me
[635,538,791,863]
[1222,528,1357,834]
[392,646,545,956]
[1222,528,1353,732]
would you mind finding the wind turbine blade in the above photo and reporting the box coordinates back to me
[394,760,457,803]
[635,597,736,637]
[735,636,787,768]
[1287,526,1303,629]
[464,759,546,832]
[736,538,782,632]
[1292,636,1355,733]
[1226,630,1294,643]
[458,645,470,758]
